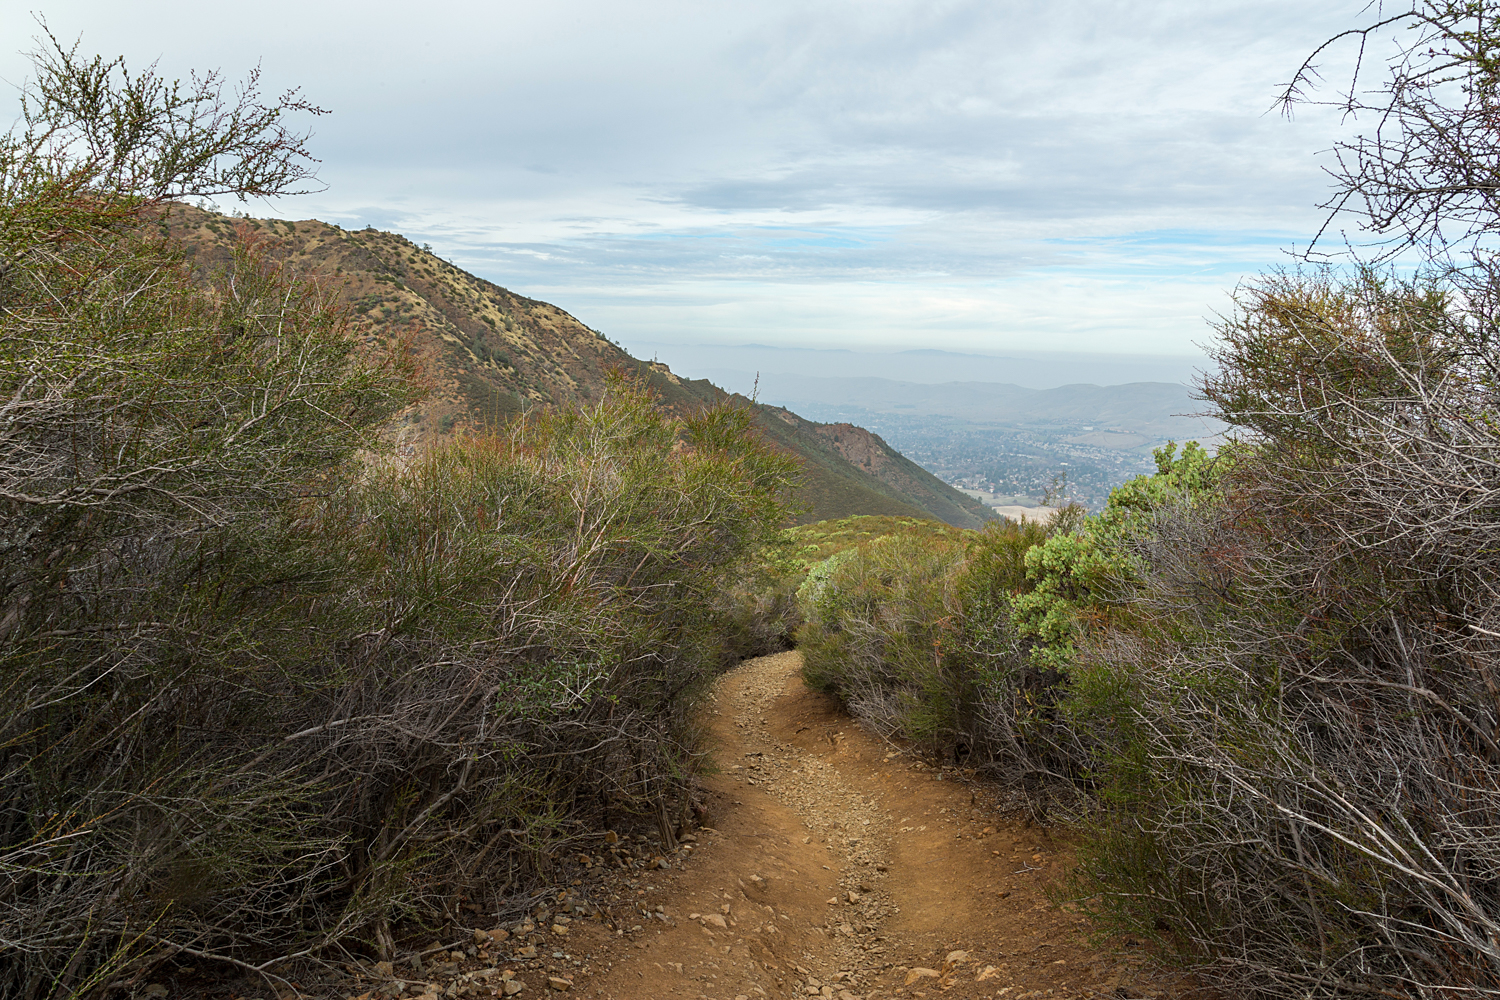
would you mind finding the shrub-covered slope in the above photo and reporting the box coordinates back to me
[2,210,800,992]
[795,269,1500,999]
[162,207,993,528]
[752,406,993,527]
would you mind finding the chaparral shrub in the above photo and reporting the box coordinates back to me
[0,36,796,999]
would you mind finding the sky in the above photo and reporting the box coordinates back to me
[1,1,1384,362]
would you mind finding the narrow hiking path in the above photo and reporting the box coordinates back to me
[561,652,1177,1000]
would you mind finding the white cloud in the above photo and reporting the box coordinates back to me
[0,0,1387,359]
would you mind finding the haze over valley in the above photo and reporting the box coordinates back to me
[639,343,1220,509]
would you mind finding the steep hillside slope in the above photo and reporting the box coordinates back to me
[756,408,991,528]
[163,207,992,527]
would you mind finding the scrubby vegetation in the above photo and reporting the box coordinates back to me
[801,268,1500,996]
[795,5,1500,996]
[705,516,955,669]
[19,4,1500,999]
[1059,270,1500,998]
[797,502,1064,772]
[0,38,794,999]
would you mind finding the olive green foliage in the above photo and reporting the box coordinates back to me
[0,37,796,1000]
[1065,2,1500,987]
[1010,442,1220,668]
[790,449,1223,801]
[793,167,1500,1000]
[795,515,1051,764]
[777,515,954,579]
[1054,268,1500,999]
[707,516,953,667]
[798,530,966,741]
[769,3,1500,993]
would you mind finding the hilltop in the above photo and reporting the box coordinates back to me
[161,207,992,528]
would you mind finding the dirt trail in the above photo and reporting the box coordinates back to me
[554,652,1175,1000]
[166,656,1188,1000]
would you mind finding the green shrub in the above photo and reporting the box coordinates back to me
[1057,269,1500,998]
[791,456,1217,799]
[701,516,953,670]
[1011,442,1219,669]
[0,38,798,998]
[2,364,794,996]
[798,531,968,743]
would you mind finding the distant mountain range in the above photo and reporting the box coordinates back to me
[627,341,1212,390]
[697,371,1219,442]
[165,208,994,529]
[689,369,1226,511]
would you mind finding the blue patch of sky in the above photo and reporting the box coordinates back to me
[1035,228,1307,280]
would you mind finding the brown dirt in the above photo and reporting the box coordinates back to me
[335,652,1179,1000]
[554,652,1176,1000]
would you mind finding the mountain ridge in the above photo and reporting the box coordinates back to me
[163,207,992,528]
[626,341,1209,389]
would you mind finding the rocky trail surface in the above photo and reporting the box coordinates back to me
[330,653,1179,1000]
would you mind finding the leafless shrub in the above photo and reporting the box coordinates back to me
[1280,1,1500,262]
[1064,271,1500,999]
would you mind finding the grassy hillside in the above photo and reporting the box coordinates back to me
[773,515,971,579]
[164,207,993,527]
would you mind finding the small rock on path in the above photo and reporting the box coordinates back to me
[575,651,1177,1000]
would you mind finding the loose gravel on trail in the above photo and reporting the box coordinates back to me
[573,651,1180,1000]
[278,652,1180,1000]
[715,652,901,993]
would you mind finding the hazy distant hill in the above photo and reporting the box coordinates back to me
[698,369,1226,510]
[702,371,1218,441]
[164,208,993,528]
[630,341,1210,389]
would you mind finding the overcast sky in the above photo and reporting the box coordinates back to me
[2,1,1380,359]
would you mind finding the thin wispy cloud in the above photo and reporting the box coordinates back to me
[0,0,1385,357]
